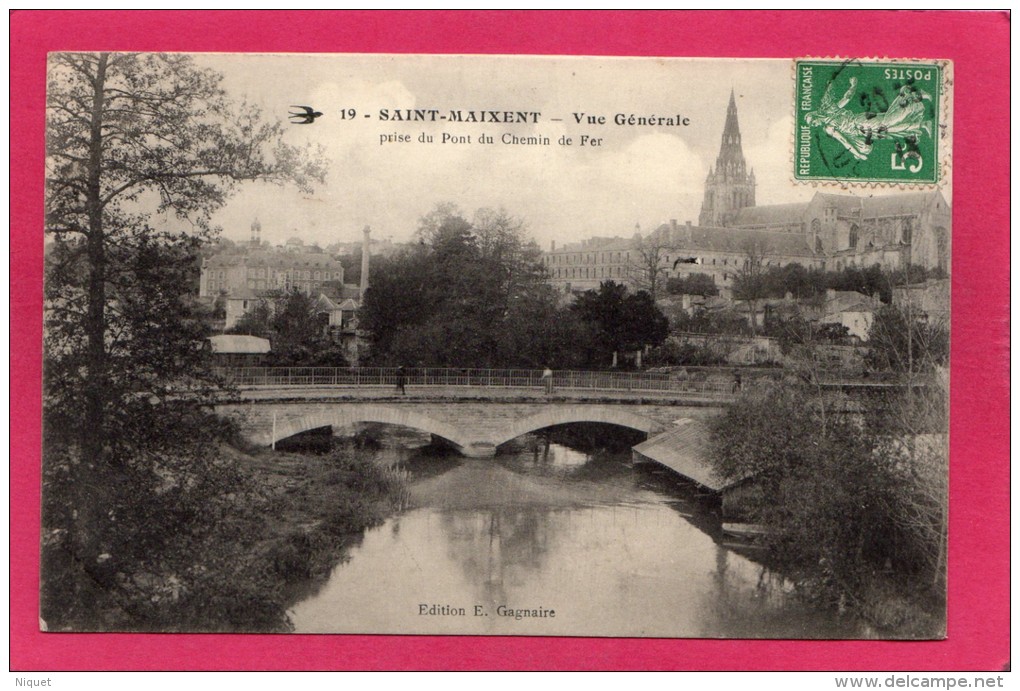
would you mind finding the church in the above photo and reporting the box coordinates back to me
[542,91,951,296]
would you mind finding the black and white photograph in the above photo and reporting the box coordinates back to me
[41,52,951,638]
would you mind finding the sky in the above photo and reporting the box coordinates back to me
[193,54,944,251]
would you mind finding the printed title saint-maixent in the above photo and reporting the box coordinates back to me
[377,109,691,127]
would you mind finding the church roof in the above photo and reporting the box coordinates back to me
[655,224,816,257]
[730,202,811,227]
[726,190,943,228]
[815,193,867,214]
[860,191,940,218]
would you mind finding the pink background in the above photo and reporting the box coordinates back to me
[10,10,1010,671]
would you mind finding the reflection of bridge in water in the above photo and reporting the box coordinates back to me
[216,366,895,471]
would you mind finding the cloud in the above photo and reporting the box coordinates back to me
[745,114,813,206]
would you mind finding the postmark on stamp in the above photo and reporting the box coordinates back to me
[795,59,945,184]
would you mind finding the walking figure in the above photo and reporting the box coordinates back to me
[396,365,407,395]
[732,371,742,394]
[541,366,554,395]
[676,367,690,392]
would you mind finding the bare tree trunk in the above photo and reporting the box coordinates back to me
[83,53,108,465]
[75,53,117,580]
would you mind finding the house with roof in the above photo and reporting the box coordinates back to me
[206,334,272,367]
[314,284,363,336]
[815,289,883,342]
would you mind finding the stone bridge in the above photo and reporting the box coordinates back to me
[218,387,726,458]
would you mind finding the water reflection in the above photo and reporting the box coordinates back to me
[287,431,862,638]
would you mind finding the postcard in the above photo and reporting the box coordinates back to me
[36,50,962,643]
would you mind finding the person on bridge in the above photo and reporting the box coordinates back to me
[396,365,407,395]
[541,366,554,395]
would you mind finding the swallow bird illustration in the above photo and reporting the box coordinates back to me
[289,105,323,124]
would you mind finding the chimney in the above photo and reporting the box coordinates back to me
[360,226,371,300]
[551,239,556,251]
[250,218,261,248]
[685,220,693,242]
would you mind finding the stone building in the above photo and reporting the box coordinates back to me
[200,220,375,331]
[200,220,345,301]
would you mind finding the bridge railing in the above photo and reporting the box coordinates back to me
[213,366,783,396]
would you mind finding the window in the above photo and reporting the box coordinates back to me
[902,218,914,244]
[849,224,859,249]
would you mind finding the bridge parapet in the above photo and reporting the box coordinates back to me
[216,366,779,398]
[216,366,897,397]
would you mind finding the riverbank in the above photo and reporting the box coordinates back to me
[40,438,408,633]
[229,441,410,630]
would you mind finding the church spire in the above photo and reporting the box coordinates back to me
[698,90,756,226]
[716,89,746,179]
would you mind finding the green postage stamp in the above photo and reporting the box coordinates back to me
[795,59,946,184]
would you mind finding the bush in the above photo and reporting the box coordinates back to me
[709,383,946,633]
[646,339,727,366]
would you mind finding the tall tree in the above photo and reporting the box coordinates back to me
[732,238,771,334]
[45,52,325,569]
[572,281,669,367]
[866,305,949,375]
[46,52,324,451]
[400,206,580,367]
[626,232,678,302]
[472,207,548,317]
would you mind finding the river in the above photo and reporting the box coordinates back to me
[287,427,863,638]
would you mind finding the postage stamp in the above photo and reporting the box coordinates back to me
[795,59,946,184]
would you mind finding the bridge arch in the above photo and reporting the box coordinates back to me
[493,406,663,448]
[268,404,468,449]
